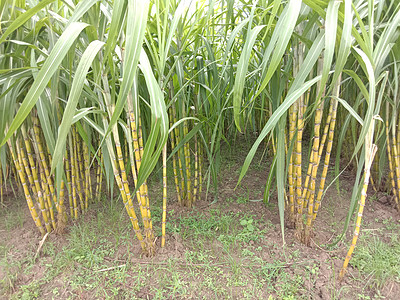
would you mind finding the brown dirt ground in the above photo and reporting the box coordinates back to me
[1,146,400,299]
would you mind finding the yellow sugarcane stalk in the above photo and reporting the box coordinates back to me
[169,108,182,204]
[108,136,146,251]
[83,141,90,210]
[193,134,199,203]
[340,144,377,280]
[137,117,155,240]
[39,165,56,230]
[31,126,57,230]
[386,109,399,209]
[127,107,150,234]
[69,134,79,219]
[294,98,305,231]
[75,131,86,211]
[125,114,147,224]
[56,179,68,232]
[392,132,400,210]
[198,138,203,196]
[172,104,186,201]
[65,148,74,217]
[21,127,52,233]
[72,128,84,211]
[312,99,335,219]
[161,145,167,247]
[33,117,59,213]
[287,104,297,226]
[95,152,103,202]
[0,160,3,205]
[183,120,192,207]
[114,126,142,232]
[100,65,149,253]
[8,139,45,235]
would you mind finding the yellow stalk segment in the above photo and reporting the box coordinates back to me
[312,100,335,220]
[386,112,399,209]
[392,132,400,211]
[294,98,304,230]
[0,161,2,205]
[198,139,203,196]
[20,128,52,233]
[114,130,141,232]
[83,141,90,210]
[69,135,79,219]
[33,117,59,213]
[128,109,150,232]
[183,120,192,207]
[95,153,103,202]
[65,149,74,217]
[172,104,186,201]
[8,140,45,235]
[138,118,154,237]
[340,145,377,280]
[72,129,84,211]
[105,132,146,252]
[287,104,296,226]
[193,135,199,203]
[169,114,182,204]
[161,145,167,247]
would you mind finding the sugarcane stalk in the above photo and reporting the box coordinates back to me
[161,144,167,247]
[8,138,45,235]
[312,99,336,220]
[340,144,377,280]
[95,152,103,202]
[69,134,79,219]
[172,103,186,201]
[20,126,52,233]
[127,103,151,236]
[33,117,59,213]
[386,102,399,209]
[169,108,182,204]
[72,128,84,211]
[193,134,199,203]
[0,160,3,205]
[183,120,192,207]
[287,104,297,227]
[138,117,154,237]
[83,140,90,210]
[65,148,74,217]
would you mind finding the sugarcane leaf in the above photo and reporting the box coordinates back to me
[332,96,363,125]
[134,49,169,190]
[0,0,56,44]
[167,122,202,161]
[328,0,352,92]
[50,40,104,173]
[255,0,302,100]
[233,25,265,132]
[316,0,340,100]
[1,22,89,147]
[238,75,322,185]
[276,114,286,243]
[105,0,149,138]
[66,0,100,27]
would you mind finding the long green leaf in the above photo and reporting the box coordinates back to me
[1,22,88,147]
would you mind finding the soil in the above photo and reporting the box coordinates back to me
[1,143,399,299]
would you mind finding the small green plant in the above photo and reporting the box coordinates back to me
[240,218,255,232]
[351,236,400,287]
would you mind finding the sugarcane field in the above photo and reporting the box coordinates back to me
[1,0,400,299]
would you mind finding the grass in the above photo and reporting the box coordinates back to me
[351,234,400,288]
[0,198,312,299]
[0,157,399,299]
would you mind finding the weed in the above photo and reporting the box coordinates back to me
[352,236,400,287]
